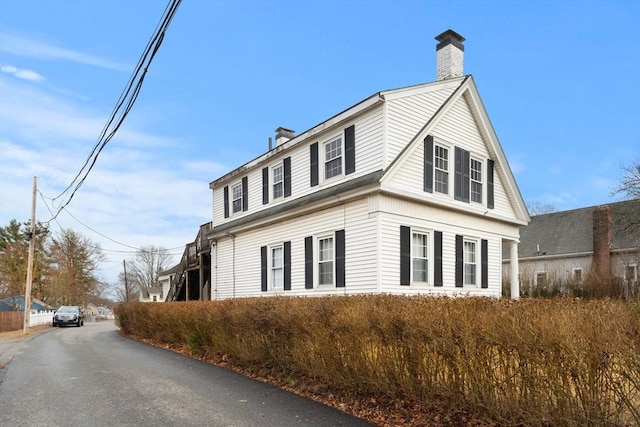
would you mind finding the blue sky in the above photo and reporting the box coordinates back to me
[1,0,639,287]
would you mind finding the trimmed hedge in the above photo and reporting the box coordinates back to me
[115,296,640,426]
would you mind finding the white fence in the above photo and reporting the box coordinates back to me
[29,310,54,327]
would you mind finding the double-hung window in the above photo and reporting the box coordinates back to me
[318,236,334,285]
[434,145,449,194]
[271,245,284,289]
[464,239,477,285]
[412,232,429,283]
[470,158,482,203]
[324,137,342,180]
[232,183,242,213]
[272,164,283,199]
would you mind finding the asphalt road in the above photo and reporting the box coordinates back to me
[0,321,373,426]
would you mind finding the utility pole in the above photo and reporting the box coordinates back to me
[123,259,130,302]
[23,176,37,335]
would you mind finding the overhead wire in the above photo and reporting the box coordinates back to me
[40,190,186,255]
[49,0,183,221]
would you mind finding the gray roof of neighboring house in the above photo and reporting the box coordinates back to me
[159,264,179,276]
[504,199,639,260]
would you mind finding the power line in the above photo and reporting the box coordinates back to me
[49,0,182,221]
[39,190,186,255]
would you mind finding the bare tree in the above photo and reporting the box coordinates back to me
[613,159,640,200]
[126,246,172,292]
[47,229,105,307]
[526,201,558,216]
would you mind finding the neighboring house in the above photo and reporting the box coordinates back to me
[202,30,529,300]
[503,200,640,296]
[158,264,179,302]
[139,287,164,303]
[0,296,54,312]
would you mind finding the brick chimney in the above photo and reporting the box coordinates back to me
[592,205,612,276]
[435,29,465,81]
[275,127,295,146]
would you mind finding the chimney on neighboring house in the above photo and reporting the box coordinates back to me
[275,127,295,146]
[435,29,465,81]
[592,205,612,276]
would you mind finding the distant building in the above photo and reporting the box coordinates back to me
[503,199,640,296]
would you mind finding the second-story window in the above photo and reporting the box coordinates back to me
[232,183,242,213]
[272,164,283,199]
[324,137,343,179]
[434,144,449,194]
[470,158,482,203]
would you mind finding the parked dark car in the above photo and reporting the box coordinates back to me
[52,306,84,327]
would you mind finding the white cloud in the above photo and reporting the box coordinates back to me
[0,75,211,286]
[0,31,130,72]
[0,63,46,82]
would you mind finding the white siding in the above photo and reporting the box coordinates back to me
[384,94,520,222]
[376,194,519,297]
[385,85,458,168]
[211,198,379,299]
[211,106,384,230]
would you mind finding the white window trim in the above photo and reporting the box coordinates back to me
[411,229,432,286]
[572,268,583,283]
[317,234,335,286]
[271,244,284,291]
[535,271,548,287]
[463,237,479,286]
[272,162,284,200]
[321,134,344,183]
[231,181,243,214]
[470,156,483,205]
[433,140,451,196]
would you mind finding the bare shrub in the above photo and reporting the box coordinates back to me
[115,296,640,426]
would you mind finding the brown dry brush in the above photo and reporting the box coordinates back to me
[114,296,640,426]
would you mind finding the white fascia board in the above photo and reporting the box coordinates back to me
[463,78,530,224]
[379,183,529,227]
[380,77,464,101]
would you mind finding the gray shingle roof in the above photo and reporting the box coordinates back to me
[504,199,639,259]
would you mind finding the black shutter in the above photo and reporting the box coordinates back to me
[487,159,495,209]
[241,176,248,211]
[336,230,345,288]
[424,135,434,193]
[481,239,488,288]
[344,125,355,175]
[462,149,470,202]
[261,246,267,292]
[262,167,269,205]
[455,235,463,287]
[223,186,229,218]
[434,231,443,287]
[454,147,470,202]
[304,236,313,289]
[284,157,291,197]
[284,241,291,291]
[400,226,411,285]
[310,143,319,187]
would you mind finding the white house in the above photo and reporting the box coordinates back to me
[206,30,529,300]
[502,200,640,297]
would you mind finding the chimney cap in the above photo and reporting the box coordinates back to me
[435,29,465,51]
[275,126,295,136]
